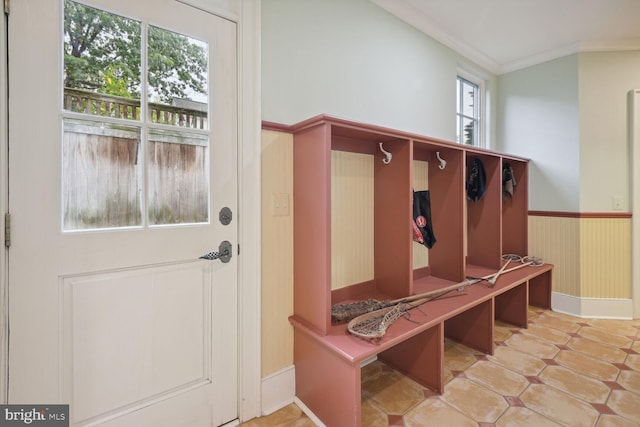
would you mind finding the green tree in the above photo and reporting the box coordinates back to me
[63,0,207,103]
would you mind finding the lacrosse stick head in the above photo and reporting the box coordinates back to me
[522,255,544,266]
[347,298,429,340]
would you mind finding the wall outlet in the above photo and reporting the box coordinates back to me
[612,196,623,211]
[272,193,290,216]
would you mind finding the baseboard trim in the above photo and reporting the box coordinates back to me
[260,365,295,416]
[294,397,326,427]
[552,292,634,319]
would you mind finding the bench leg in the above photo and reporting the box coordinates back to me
[444,300,494,354]
[379,323,444,393]
[293,328,361,427]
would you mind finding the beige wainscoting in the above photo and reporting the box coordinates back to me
[529,214,631,299]
[261,130,294,376]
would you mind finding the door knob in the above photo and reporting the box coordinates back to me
[200,240,232,263]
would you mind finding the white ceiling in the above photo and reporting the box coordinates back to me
[371,0,640,75]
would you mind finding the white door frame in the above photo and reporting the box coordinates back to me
[0,0,262,421]
[1,2,8,404]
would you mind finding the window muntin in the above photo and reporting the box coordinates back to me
[62,0,210,231]
[456,76,480,146]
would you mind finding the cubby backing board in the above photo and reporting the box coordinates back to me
[502,158,529,257]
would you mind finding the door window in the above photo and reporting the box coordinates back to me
[62,0,210,231]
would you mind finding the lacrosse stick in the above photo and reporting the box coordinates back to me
[347,297,431,340]
[332,279,478,324]
[346,255,544,340]
[486,253,520,286]
[333,255,545,324]
[469,254,544,286]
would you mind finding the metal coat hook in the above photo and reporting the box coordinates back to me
[379,142,392,164]
[436,151,447,170]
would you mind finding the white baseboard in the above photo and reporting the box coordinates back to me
[260,365,295,416]
[552,292,634,319]
[293,397,326,427]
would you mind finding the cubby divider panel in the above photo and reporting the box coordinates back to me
[425,147,465,282]
[374,139,413,298]
[466,153,502,269]
[293,123,333,334]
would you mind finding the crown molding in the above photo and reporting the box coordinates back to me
[370,0,501,74]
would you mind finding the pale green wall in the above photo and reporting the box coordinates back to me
[496,55,580,212]
[497,51,640,213]
[578,51,640,212]
[261,0,496,142]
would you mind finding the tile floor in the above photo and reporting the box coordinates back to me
[241,307,640,426]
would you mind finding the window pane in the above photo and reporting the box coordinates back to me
[462,117,475,145]
[63,119,142,230]
[462,81,475,117]
[147,129,209,225]
[147,26,209,130]
[63,0,141,121]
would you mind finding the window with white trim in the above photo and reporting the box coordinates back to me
[456,75,482,146]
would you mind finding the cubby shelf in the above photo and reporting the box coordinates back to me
[288,115,552,427]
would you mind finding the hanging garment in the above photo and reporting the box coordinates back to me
[412,190,436,249]
[466,157,487,202]
[503,162,516,198]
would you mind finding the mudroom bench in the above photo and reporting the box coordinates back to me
[286,114,552,427]
[289,263,552,427]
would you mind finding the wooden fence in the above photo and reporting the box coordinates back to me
[63,122,208,230]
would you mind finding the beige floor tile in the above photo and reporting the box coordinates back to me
[496,407,563,427]
[240,404,305,427]
[443,367,454,385]
[533,312,581,333]
[360,399,389,427]
[625,354,640,371]
[596,414,640,427]
[554,350,620,382]
[404,398,476,427]
[587,319,640,337]
[616,370,640,395]
[607,390,640,424]
[632,340,640,353]
[568,337,628,364]
[361,368,425,415]
[495,322,515,342]
[488,346,547,376]
[539,365,611,403]
[444,342,480,372]
[505,332,560,359]
[361,360,383,382]
[579,326,634,349]
[523,323,571,345]
[464,360,529,396]
[441,377,508,423]
[520,384,600,427]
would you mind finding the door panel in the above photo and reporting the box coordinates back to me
[8,1,238,425]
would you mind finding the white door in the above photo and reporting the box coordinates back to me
[8,1,238,426]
